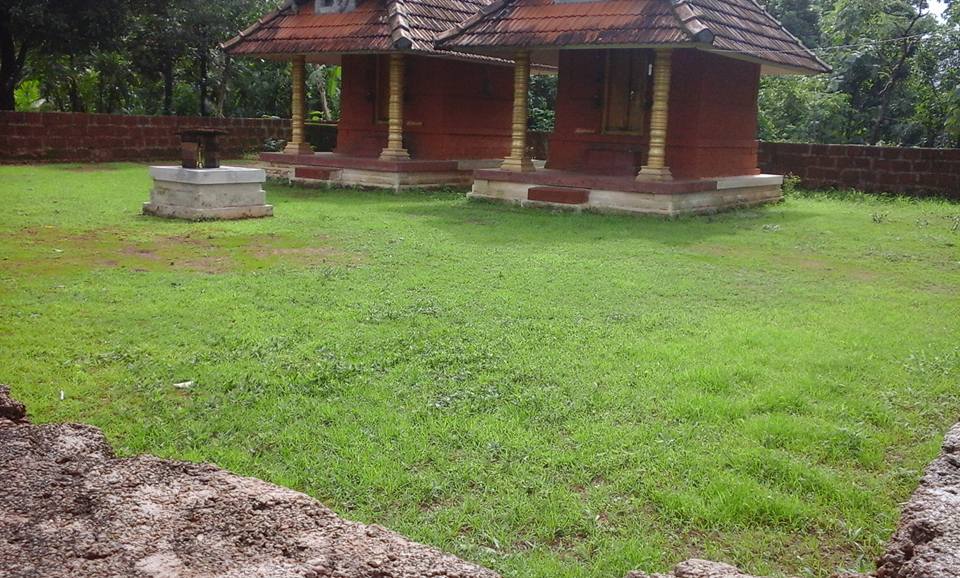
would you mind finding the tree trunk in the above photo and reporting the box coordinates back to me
[68,80,83,112]
[215,54,231,117]
[0,15,27,111]
[869,43,913,144]
[869,12,924,145]
[67,55,84,113]
[162,59,174,115]
[198,44,208,116]
[319,67,332,121]
[97,68,105,113]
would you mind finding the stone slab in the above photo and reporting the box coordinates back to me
[715,174,784,190]
[142,202,273,221]
[149,165,266,185]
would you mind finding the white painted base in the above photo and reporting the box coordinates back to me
[260,159,501,191]
[470,174,784,216]
[280,167,473,191]
[142,203,273,220]
[145,166,272,221]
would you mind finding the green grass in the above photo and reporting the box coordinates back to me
[1,163,958,578]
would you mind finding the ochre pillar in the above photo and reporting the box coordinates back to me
[380,53,410,161]
[637,49,673,181]
[285,55,312,155]
[500,50,534,172]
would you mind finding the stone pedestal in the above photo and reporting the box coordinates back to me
[144,166,272,220]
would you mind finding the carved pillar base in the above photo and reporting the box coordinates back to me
[500,156,535,172]
[635,166,673,181]
[379,147,411,161]
[284,142,313,155]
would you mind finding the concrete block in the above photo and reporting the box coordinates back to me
[144,165,272,221]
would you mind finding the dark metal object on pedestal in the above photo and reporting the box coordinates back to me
[179,129,228,169]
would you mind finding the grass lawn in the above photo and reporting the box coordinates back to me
[1,163,958,578]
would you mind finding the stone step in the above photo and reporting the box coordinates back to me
[527,186,590,205]
[295,166,335,180]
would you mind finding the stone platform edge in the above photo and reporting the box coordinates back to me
[149,165,266,184]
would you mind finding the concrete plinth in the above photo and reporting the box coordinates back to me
[144,166,272,220]
[259,152,497,191]
[469,170,784,216]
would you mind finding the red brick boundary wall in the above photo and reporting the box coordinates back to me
[758,142,960,199]
[0,112,291,163]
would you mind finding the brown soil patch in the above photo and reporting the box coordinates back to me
[0,388,500,578]
[693,244,882,282]
[2,227,358,276]
[249,245,344,267]
[60,165,120,173]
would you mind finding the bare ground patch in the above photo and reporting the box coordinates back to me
[58,164,121,173]
[1,227,359,276]
[693,244,882,282]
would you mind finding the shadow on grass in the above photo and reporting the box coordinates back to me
[388,196,820,248]
[265,183,821,247]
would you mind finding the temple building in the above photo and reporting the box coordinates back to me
[226,0,827,214]
[437,0,829,214]
[222,0,519,189]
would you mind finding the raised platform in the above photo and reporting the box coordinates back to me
[470,169,784,216]
[144,166,272,220]
[260,152,501,191]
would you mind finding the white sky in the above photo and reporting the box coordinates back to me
[929,0,948,19]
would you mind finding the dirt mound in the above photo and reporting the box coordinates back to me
[625,559,765,578]
[875,423,960,578]
[0,384,27,425]
[0,391,499,578]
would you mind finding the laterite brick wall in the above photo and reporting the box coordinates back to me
[0,112,290,163]
[758,142,960,198]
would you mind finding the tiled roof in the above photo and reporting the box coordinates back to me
[223,0,493,56]
[437,0,830,74]
[439,0,691,47]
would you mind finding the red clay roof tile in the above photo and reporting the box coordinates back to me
[223,0,828,74]
[223,0,493,56]
[437,0,829,74]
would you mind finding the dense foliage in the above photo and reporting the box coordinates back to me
[1,0,339,120]
[1,0,957,145]
[759,0,960,146]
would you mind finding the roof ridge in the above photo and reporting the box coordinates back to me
[222,2,297,51]
[388,0,415,49]
[435,0,514,43]
[668,0,716,44]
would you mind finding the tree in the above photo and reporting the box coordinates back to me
[760,0,822,47]
[758,76,854,142]
[528,74,557,132]
[757,0,958,146]
[127,1,191,115]
[823,0,938,144]
[0,0,130,110]
[938,0,960,145]
[182,0,282,116]
[309,65,342,122]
